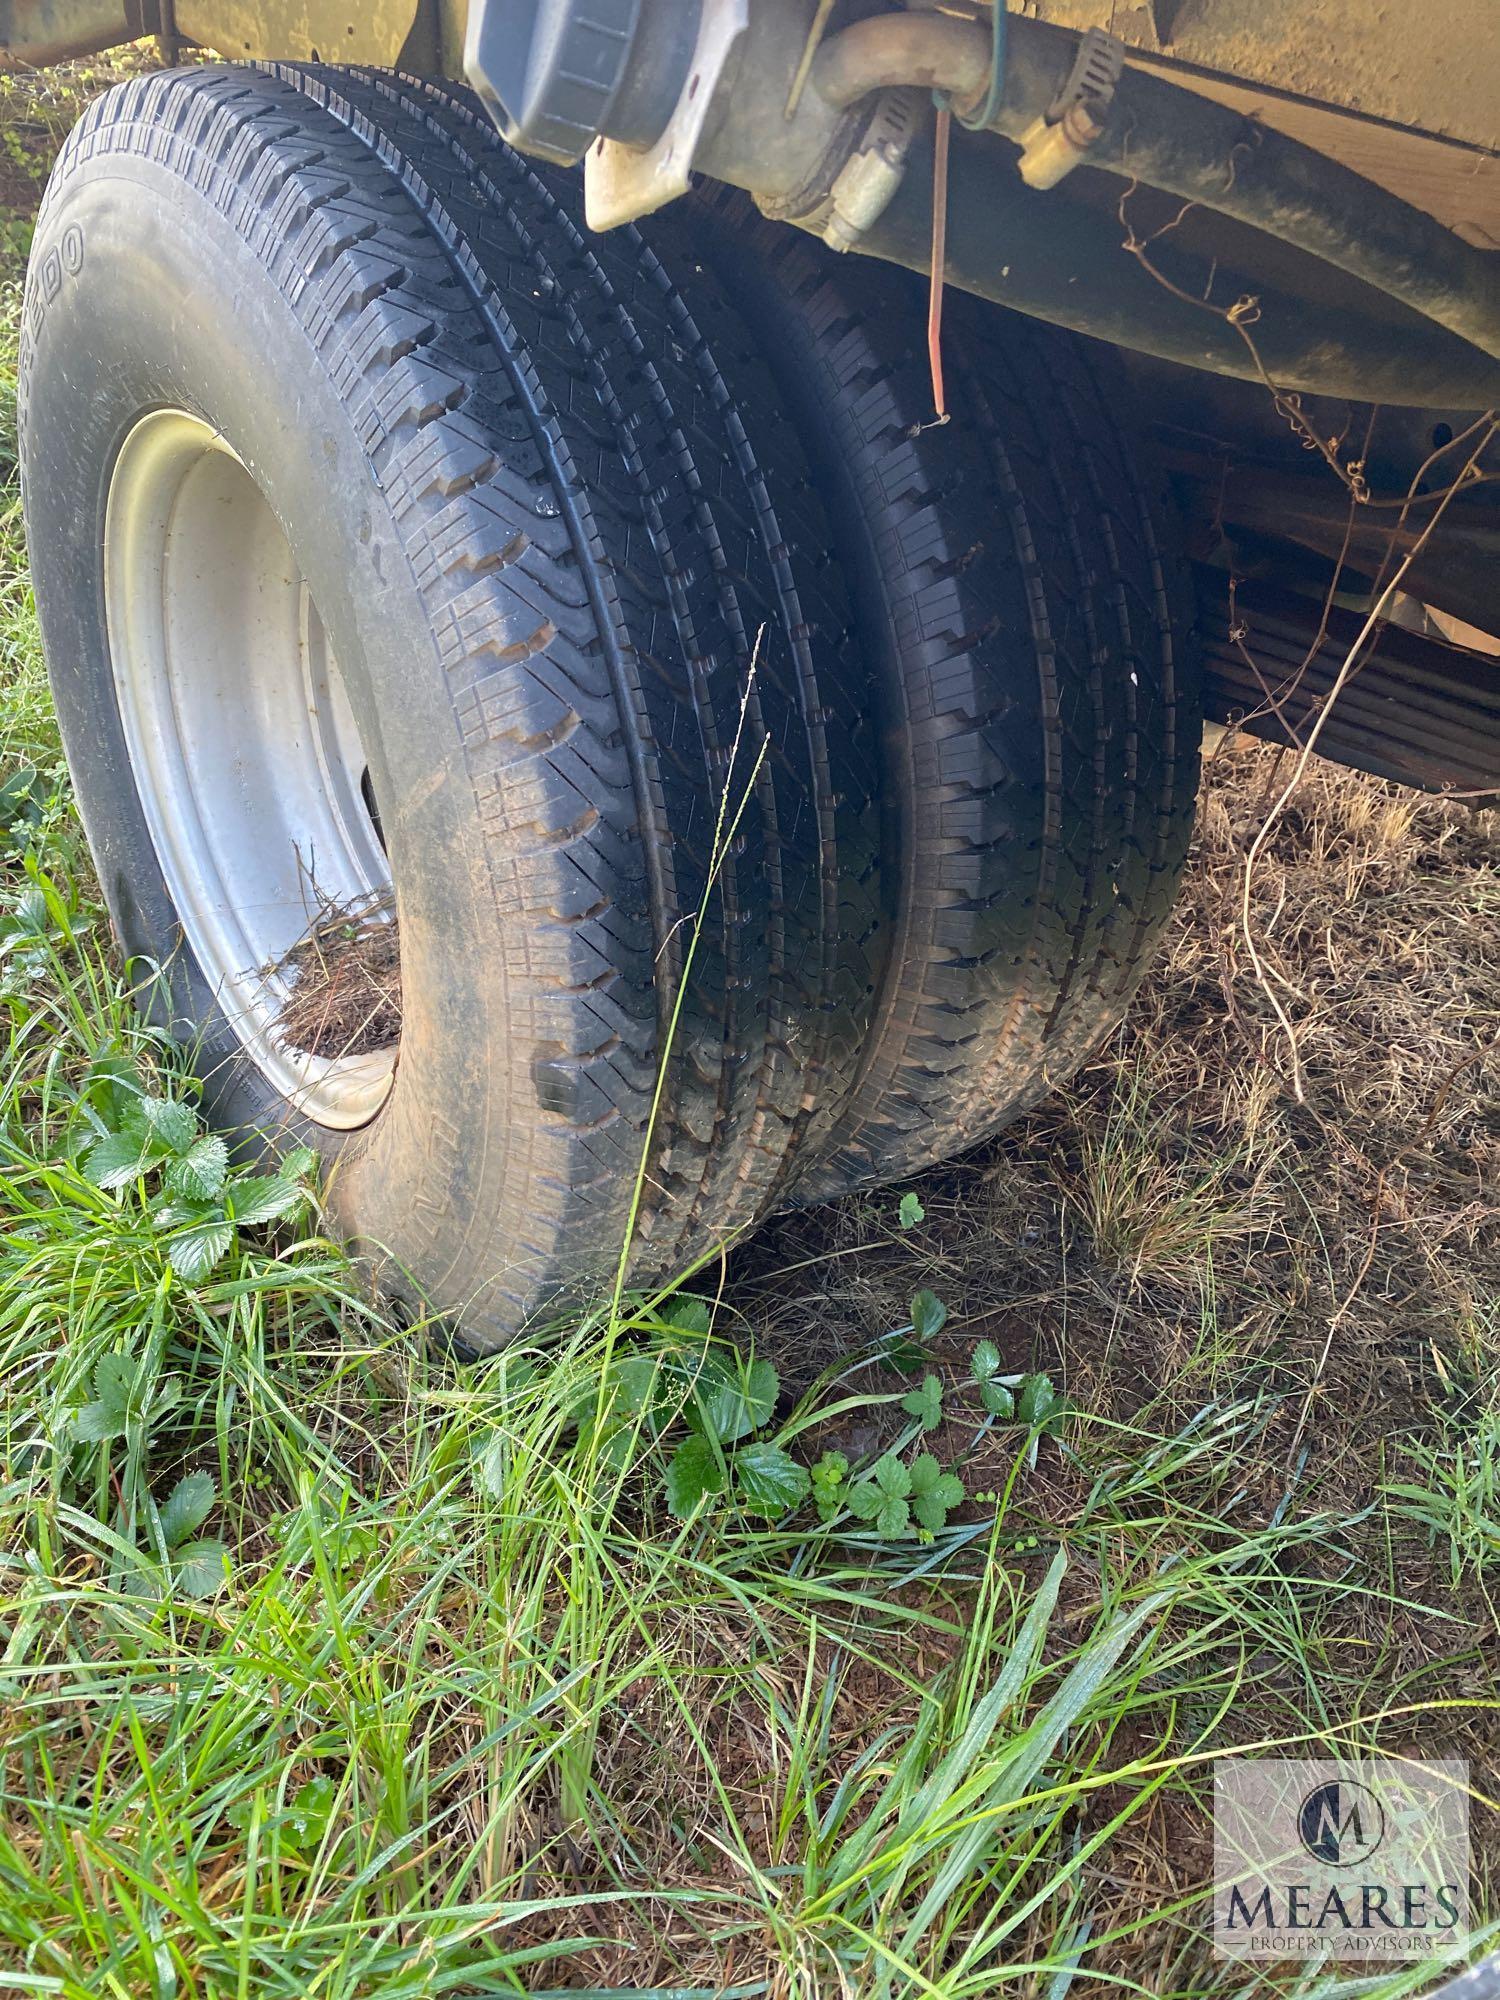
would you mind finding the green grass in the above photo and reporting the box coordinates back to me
[1,61,1497,1998]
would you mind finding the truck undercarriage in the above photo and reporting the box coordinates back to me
[9,0,1500,792]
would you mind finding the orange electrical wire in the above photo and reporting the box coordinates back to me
[927,104,952,424]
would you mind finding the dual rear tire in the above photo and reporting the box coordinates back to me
[20,64,1198,1348]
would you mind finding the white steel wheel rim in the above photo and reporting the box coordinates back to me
[104,408,396,1129]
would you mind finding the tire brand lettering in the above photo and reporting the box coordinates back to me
[19,225,84,388]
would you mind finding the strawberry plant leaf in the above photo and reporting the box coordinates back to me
[848,1452,917,1536]
[873,1452,911,1498]
[907,1452,942,1494]
[225,1174,307,1227]
[811,1450,849,1523]
[910,1289,948,1340]
[595,1422,640,1474]
[0,763,43,830]
[139,1096,198,1156]
[165,1136,230,1201]
[71,1351,137,1442]
[160,1471,216,1548]
[684,1354,739,1441]
[609,1354,665,1421]
[970,1340,1001,1382]
[1,885,51,941]
[732,1442,810,1519]
[877,1332,928,1377]
[688,1353,777,1445]
[1039,1395,1070,1437]
[78,1055,142,1131]
[980,1379,1015,1418]
[149,1196,207,1233]
[664,1434,726,1520]
[663,1294,712,1338]
[84,1128,159,1190]
[95,1352,137,1407]
[1017,1373,1060,1427]
[71,1401,125,1444]
[285,1776,335,1851]
[473,1432,506,1500]
[901,1372,944,1432]
[173,1537,230,1598]
[909,1452,965,1531]
[166,1219,236,1283]
[898,1191,924,1230]
[742,1358,779,1431]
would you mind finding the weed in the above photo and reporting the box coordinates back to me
[1386,1325,1500,1597]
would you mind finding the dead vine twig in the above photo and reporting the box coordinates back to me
[1237,415,1498,1100]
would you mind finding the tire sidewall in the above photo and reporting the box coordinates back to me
[21,145,505,1302]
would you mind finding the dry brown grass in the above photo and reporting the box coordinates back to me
[272,888,402,1058]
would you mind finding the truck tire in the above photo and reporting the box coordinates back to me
[18,64,883,1346]
[685,196,1201,1198]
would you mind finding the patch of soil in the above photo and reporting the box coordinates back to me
[271,890,401,1059]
